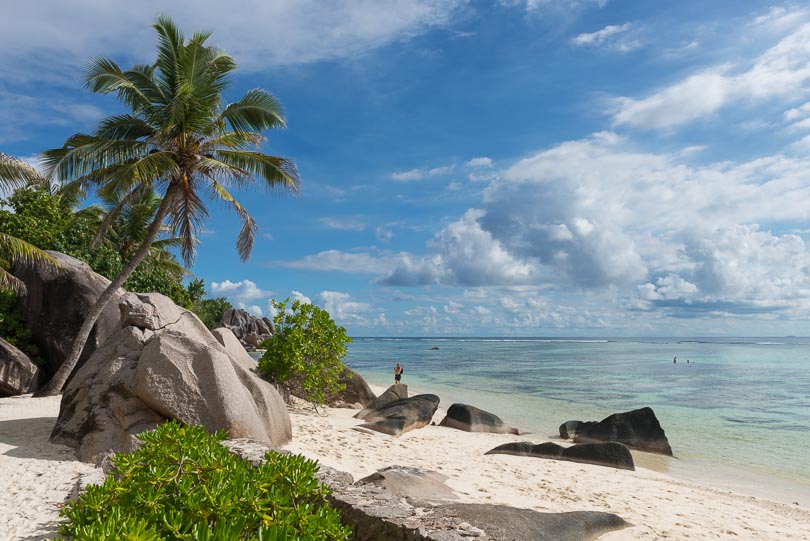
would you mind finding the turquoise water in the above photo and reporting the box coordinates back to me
[344,337,810,504]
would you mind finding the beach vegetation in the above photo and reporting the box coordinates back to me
[0,291,43,365]
[187,277,233,329]
[0,154,56,294]
[258,298,350,407]
[36,15,299,396]
[57,421,351,541]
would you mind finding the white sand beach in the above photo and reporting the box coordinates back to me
[283,387,810,541]
[2,391,809,540]
[0,395,95,540]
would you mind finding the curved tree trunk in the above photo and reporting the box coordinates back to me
[34,185,178,397]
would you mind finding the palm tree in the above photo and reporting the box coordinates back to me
[0,154,55,293]
[94,186,191,276]
[36,16,299,396]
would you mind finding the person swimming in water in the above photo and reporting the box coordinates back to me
[673,356,677,364]
[394,362,403,384]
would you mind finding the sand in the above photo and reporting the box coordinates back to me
[282,386,810,541]
[0,394,95,540]
[2,391,809,540]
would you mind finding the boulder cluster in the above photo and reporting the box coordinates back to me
[221,307,275,349]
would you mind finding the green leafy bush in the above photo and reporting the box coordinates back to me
[258,299,351,406]
[0,291,43,365]
[58,421,351,541]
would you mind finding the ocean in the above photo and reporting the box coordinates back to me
[344,337,810,505]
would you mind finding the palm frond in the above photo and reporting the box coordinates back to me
[167,179,210,265]
[221,89,286,133]
[208,181,257,261]
[0,233,58,294]
[95,114,156,141]
[215,150,300,193]
[0,153,45,189]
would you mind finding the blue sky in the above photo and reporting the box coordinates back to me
[4,1,810,336]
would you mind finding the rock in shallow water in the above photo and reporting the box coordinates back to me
[572,407,673,456]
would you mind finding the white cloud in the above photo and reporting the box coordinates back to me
[0,89,104,143]
[372,132,810,318]
[612,23,810,130]
[466,157,493,168]
[391,163,454,182]
[271,250,398,274]
[211,279,273,304]
[246,305,263,317]
[0,1,467,79]
[317,291,375,326]
[391,169,426,181]
[290,290,312,305]
[571,23,635,50]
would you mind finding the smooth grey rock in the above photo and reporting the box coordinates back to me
[0,337,43,396]
[573,407,673,455]
[486,441,635,470]
[328,367,376,408]
[51,293,291,462]
[436,503,630,541]
[359,394,439,436]
[439,403,522,435]
[559,420,597,439]
[225,440,631,541]
[13,251,124,379]
[357,466,457,501]
[212,327,256,370]
[354,384,409,420]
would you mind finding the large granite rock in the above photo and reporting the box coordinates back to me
[13,251,124,378]
[222,308,274,349]
[486,441,635,470]
[222,440,631,541]
[0,337,43,396]
[328,367,377,409]
[212,327,257,370]
[570,407,673,455]
[559,420,597,439]
[50,293,291,462]
[439,403,522,435]
[358,394,440,436]
[355,384,409,420]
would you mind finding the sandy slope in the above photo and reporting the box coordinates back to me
[282,392,810,541]
[0,395,95,540]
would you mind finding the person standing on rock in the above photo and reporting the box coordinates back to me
[394,362,404,384]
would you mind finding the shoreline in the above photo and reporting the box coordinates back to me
[283,382,810,540]
[2,386,809,540]
[359,375,810,509]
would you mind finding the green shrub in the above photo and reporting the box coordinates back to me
[58,421,351,541]
[258,299,351,406]
[0,291,43,365]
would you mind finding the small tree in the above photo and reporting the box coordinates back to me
[258,298,351,407]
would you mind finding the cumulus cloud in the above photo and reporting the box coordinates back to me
[211,279,273,304]
[466,157,493,168]
[612,22,810,129]
[366,132,810,318]
[317,291,375,326]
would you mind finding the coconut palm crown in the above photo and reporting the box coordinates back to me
[36,16,300,396]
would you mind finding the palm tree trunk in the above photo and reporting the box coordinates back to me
[34,185,178,397]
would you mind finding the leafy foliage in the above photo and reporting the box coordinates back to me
[58,421,351,541]
[0,291,43,365]
[0,185,194,307]
[258,299,351,406]
[187,277,232,329]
